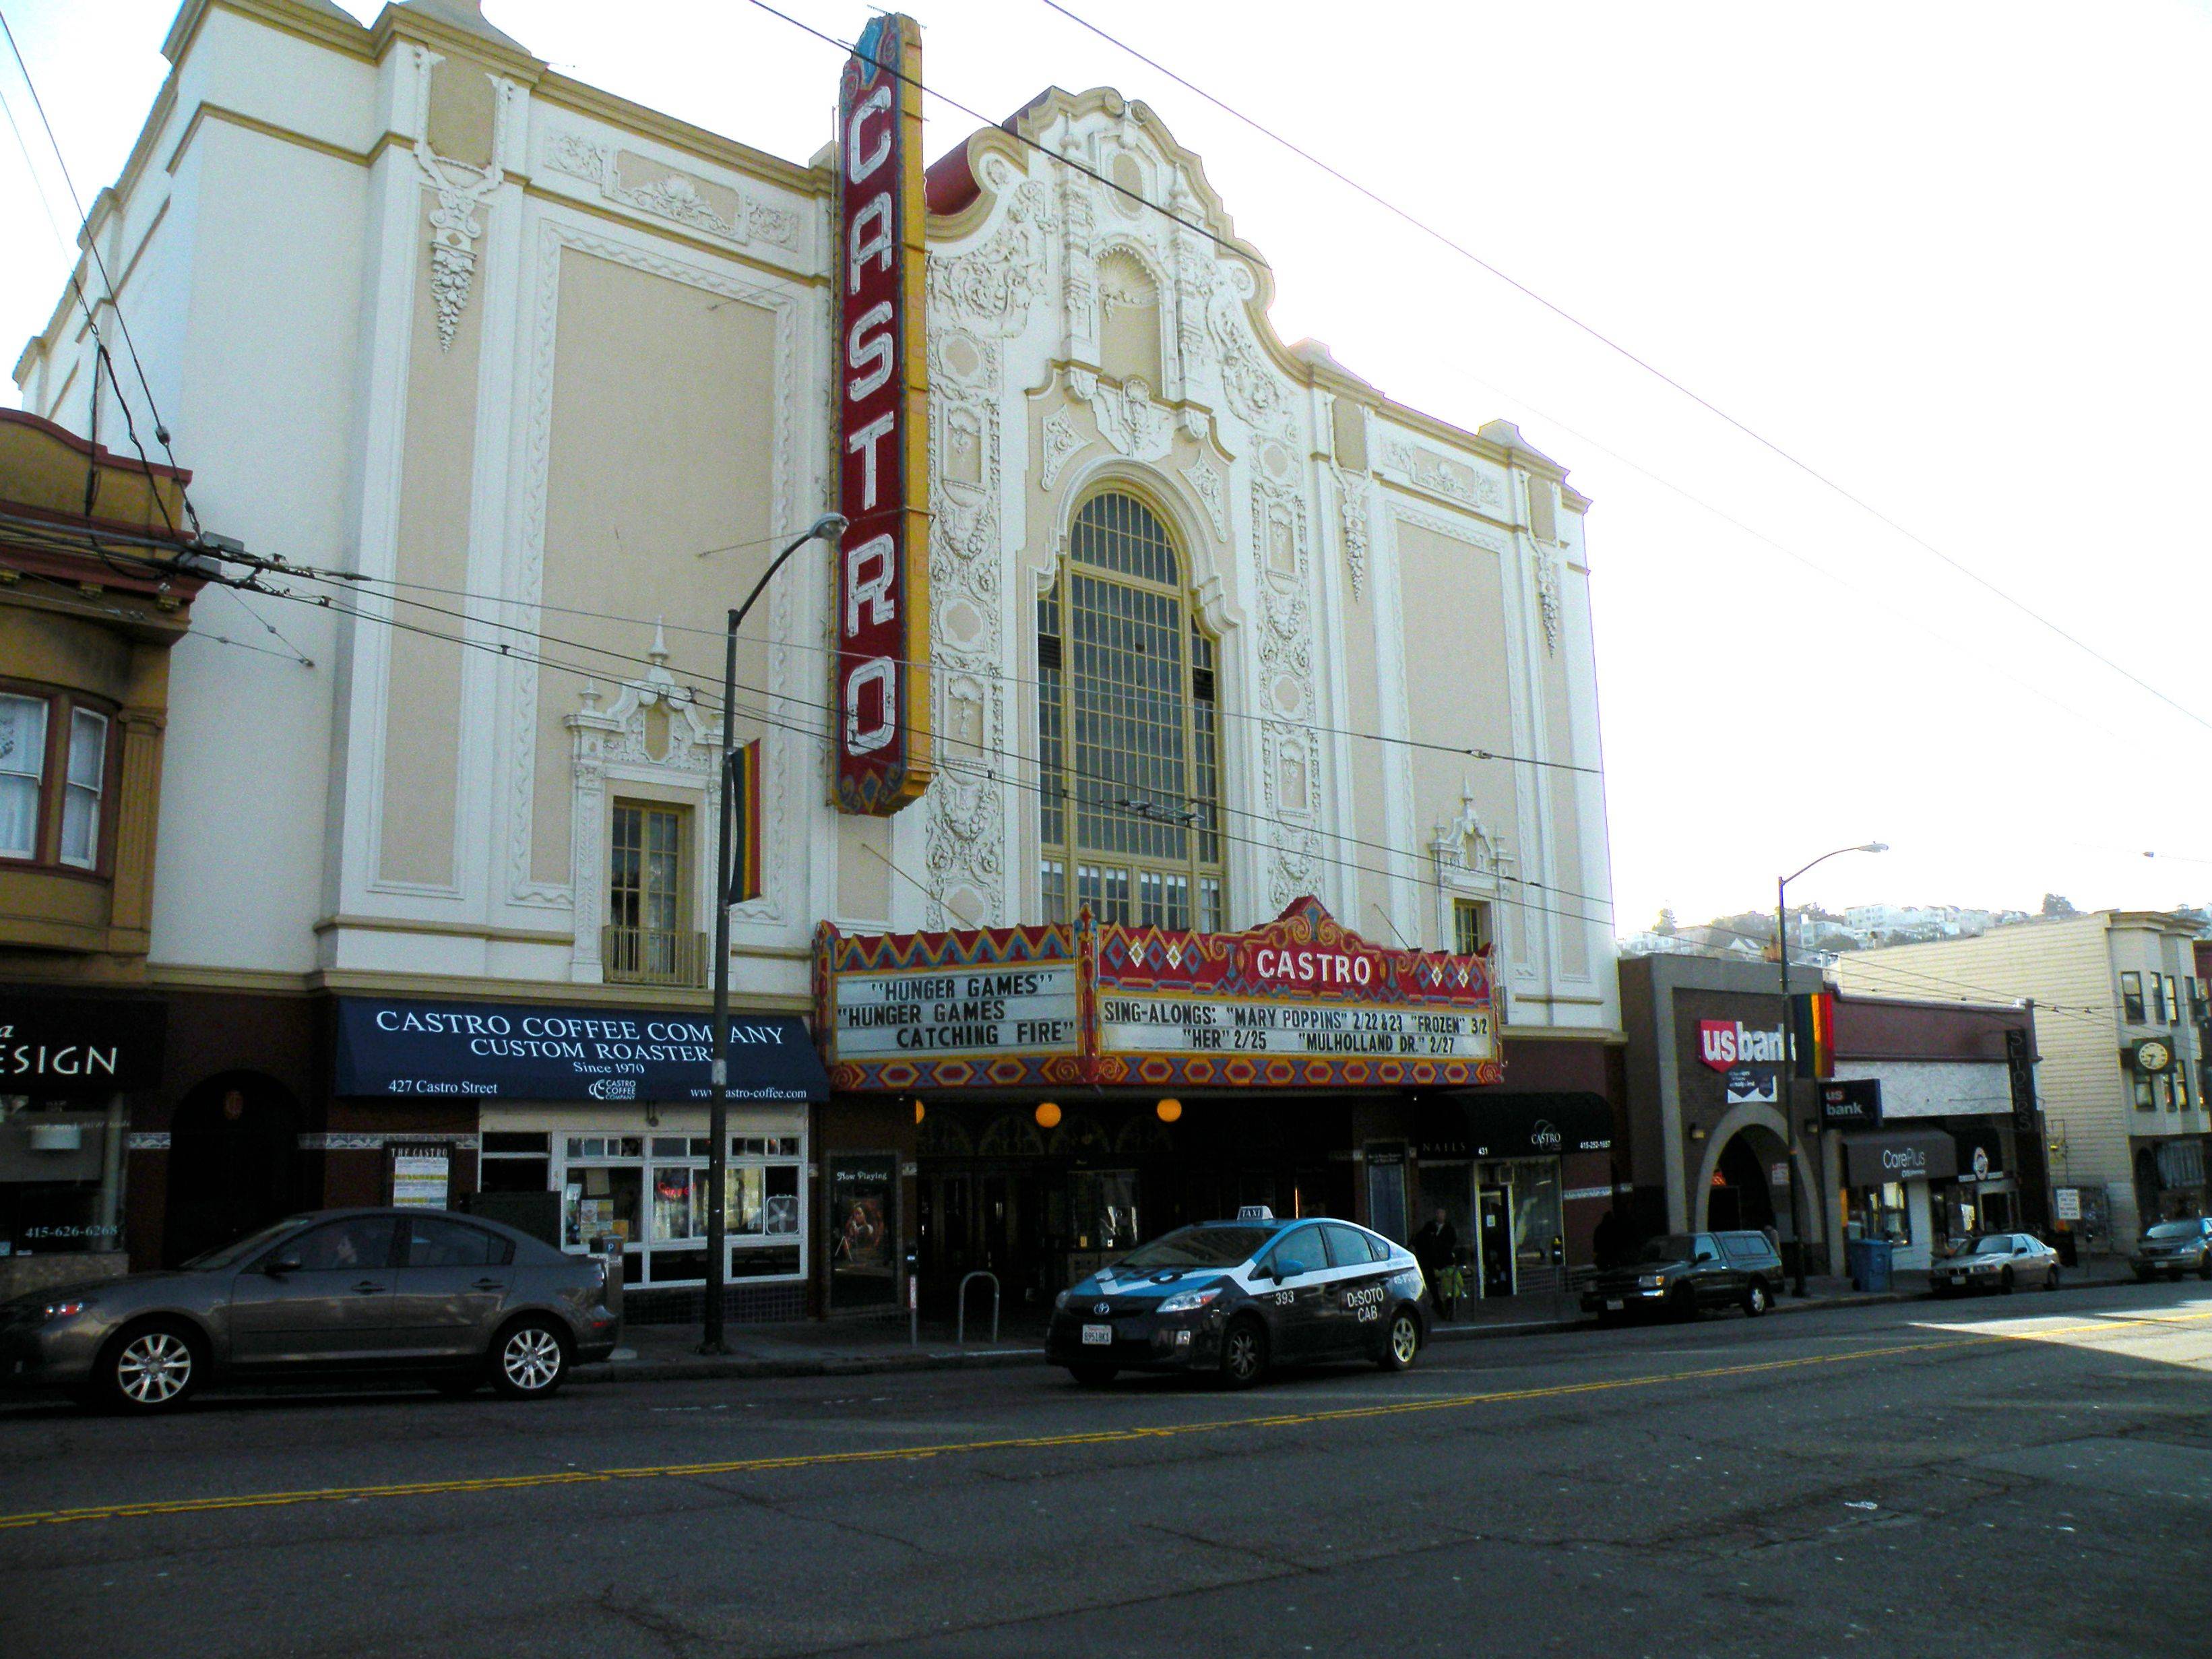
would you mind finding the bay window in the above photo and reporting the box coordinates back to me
[0,689,111,871]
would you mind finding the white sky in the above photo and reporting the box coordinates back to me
[5,0,2210,934]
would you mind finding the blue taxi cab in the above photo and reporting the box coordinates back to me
[1043,1208,1427,1388]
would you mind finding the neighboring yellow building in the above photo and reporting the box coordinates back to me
[1,407,203,1294]
[1834,911,2207,1249]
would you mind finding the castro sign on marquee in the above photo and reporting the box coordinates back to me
[834,12,931,815]
[815,899,1502,1093]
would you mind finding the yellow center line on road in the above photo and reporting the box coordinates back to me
[3,1308,2205,1532]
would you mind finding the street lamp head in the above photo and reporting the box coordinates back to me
[1862,841,1890,854]
[807,513,849,541]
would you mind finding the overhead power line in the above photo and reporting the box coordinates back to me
[0,5,199,535]
[1034,0,2212,741]
[744,0,1263,269]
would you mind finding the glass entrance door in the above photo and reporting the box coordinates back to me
[1476,1181,1513,1298]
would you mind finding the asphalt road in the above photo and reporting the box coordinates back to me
[3,1280,2209,1659]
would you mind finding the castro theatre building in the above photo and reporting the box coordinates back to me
[11,1,1623,1321]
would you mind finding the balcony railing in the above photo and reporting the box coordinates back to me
[601,925,707,988]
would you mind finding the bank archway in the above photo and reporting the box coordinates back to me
[1693,1100,1821,1252]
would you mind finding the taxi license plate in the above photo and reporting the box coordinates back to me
[1604,1298,1624,1311]
[1082,1324,1112,1346]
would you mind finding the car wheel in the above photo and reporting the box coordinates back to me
[1377,1308,1422,1371]
[2000,1266,2015,1295]
[97,1319,205,1414]
[1668,1286,1699,1323]
[1067,1363,1117,1387]
[1219,1317,1267,1389]
[488,1317,569,1400]
[1742,1282,1771,1318]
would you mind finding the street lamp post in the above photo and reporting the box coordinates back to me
[701,513,846,1356]
[1777,840,1887,1298]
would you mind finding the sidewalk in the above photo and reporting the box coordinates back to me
[571,1253,2149,1388]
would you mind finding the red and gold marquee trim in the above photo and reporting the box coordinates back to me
[813,897,1502,1092]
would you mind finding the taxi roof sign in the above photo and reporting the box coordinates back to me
[1235,1205,1275,1222]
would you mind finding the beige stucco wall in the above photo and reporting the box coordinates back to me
[1393,518,1519,916]
[530,247,780,888]
[375,187,483,887]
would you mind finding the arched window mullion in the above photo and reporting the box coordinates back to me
[1040,491,1223,931]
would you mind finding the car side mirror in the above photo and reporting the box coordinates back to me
[266,1255,303,1276]
[1277,1257,1308,1280]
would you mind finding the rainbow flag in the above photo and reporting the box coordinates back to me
[725,739,763,904]
[1792,990,1835,1079]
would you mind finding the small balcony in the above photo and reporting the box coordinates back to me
[601,925,707,988]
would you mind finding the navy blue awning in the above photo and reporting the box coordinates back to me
[333,997,827,1103]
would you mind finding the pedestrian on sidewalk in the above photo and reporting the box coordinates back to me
[1413,1207,1461,1321]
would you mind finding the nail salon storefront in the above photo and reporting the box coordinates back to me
[818,897,1619,1317]
[329,996,828,1324]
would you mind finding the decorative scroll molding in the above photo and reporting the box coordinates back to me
[1211,276,1293,436]
[928,180,1054,336]
[1430,782,1517,891]
[1085,375,1173,462]
[564,627,722,980]
[1189,453,1228,540]
[1252,474,1321,909]
[541,129,800,250]
[924,331,1010,929]
[1532,542,1562,654]
[1379,439,1504,513]
[1040,408,1085,489]
[416,146,499,352]
[1334,466,1370,600]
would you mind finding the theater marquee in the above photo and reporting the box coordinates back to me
[815,898,1501,1091]
[833,11,931,815]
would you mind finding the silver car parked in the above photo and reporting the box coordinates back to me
[1931,1232,2061,1297]
[0,1208,619,1412]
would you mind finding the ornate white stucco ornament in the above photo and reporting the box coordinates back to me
[416,146,500,352]
[1334,467,1371,601]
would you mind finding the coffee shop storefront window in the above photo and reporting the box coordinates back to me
[545,1131,804,1287]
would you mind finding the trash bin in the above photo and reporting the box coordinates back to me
[1846,1237,1893,1292]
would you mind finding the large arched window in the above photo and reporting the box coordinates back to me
[1038,490,1224,931]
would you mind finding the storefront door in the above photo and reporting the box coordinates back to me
[1477,1185,1513,1297]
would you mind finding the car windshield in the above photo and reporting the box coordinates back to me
[1114,1226,1273,1270]
[1969,1235,2016,1255]
[2146,1221,2203,1240]
[1637,1235,1697,1263]
[179,1216,311,1271]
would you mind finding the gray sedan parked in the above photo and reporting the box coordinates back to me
[0,1208,619,1412]
[2131,1217,2212,1282]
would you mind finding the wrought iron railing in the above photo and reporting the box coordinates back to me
[601,925,707,988]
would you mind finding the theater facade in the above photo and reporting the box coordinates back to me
[8,0,1624,1320]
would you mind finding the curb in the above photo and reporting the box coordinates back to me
[567,1272,2151,1386]
[571,1345,1046,1386]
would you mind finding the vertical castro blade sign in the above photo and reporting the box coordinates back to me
[835,13,932,815]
